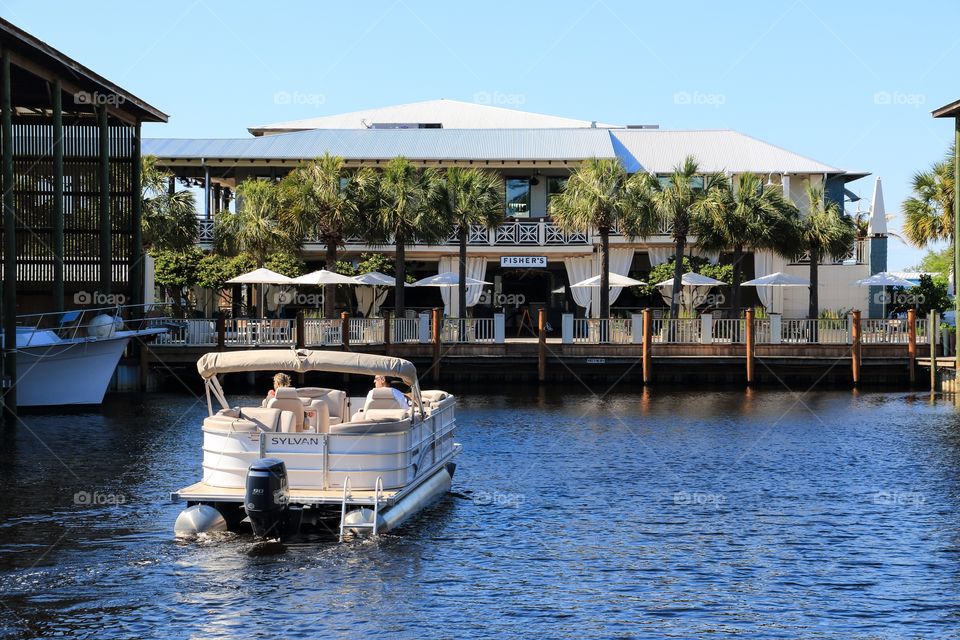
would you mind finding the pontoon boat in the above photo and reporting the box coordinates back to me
[172,348,459,541]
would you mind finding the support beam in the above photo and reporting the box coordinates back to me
[2,48,16,420]
[98,105,111,294]
[52,79,64,312]
[203,164,211,220]
[131,122,143,308]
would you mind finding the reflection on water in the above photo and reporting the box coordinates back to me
[2,388,960,637]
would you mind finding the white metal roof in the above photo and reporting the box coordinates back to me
[611,129,841,174]
[249,98,617,135]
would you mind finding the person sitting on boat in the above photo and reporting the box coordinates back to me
[263,372,292,405]
[367,375,410,407]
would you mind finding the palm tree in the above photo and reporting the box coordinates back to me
[797,184,857,319]
[214,178,293,267]
[551,158,655,319]
[374,157,441,317]
[903,146,956,287]
[279,154,377,317]
[427,167,504,318]
[693,173,801,318]
[141,155,198,252]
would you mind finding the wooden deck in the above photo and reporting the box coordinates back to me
[173,480,400,506]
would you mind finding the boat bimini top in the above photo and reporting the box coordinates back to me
[197,348,422,415]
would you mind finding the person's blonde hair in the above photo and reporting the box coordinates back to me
[273,373,292,390]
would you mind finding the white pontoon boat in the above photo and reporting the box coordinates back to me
[173,348,460,541]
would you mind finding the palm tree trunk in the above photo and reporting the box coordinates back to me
[808,249,819,320]
[599,227,610,320]
[395,235,406,317]
[324,238,337,319]
[458,227,468,320]
[670,232,685,319]
[731,245,743,319]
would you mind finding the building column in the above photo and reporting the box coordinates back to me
[2,48,16,418]
[52,79,64,312]
[131,122,143,308]
[869,236,887,319]
[98,105,111,295]
[213,183,222,214]
[203,164,211,220]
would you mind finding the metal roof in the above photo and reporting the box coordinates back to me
[144,127,618,161]
[932,98,960,118]
[610,129,842,175]
[249,98,617,135]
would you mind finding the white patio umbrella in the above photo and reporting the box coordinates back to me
[569,273,647,288]
[741,271,810,315]
[289,269,359,315]
[655,272,727,315]
[854,272,915,318]
[225,268,294,318]
[411,271,491,288]
[352,271,396,317]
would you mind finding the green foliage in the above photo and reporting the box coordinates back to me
[914,246,953,276]
[214,179,297,266]
[195,253,255,290]
[151,247,202,289]
[334,253,415,283]
[888,274,950,315]
[902,144,955,249]
[334,259,356,276]
[264,251,306,278]
[637,256,732,297]
[141,155,199,252]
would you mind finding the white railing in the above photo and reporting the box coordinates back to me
[224,318,295,346]
[915,318,930,345]
[712,318,745,344]
[571,318,633,344]
[861,319,910,344]
[780,319,849,344]
[303,318,342,346]
[349,318,383,344]
[149,318,217,346]
[651,318,700,344]
[392,317,421,343]
[441,318,496,343]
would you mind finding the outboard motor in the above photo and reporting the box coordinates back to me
[244,458,289,539]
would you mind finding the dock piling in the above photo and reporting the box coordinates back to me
[341,312,350,350]
[907,308,917,384]
[538,308,546,383]
[295,311,305,349]
[642,308,652,385]
[931,311,938,390]
[745,308,755,384]
[851,310,861,386]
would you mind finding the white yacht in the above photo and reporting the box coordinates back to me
[173,348,460,541]
[13,308,166,407]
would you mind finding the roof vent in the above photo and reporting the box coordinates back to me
[626,124,659,129]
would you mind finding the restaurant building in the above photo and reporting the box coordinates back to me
[144,99,888,325]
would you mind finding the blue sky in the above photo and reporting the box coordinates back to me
[3,0,957,269]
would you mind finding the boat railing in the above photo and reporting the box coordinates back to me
[16,303,173,346]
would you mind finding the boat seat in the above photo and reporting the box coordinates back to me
[296,387,347,425]
[331,416,411,434]
[420,390,450,403]
[361,408,411,422]
[363,387,408,413]
[267,387,304,432]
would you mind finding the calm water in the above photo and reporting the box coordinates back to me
[1,387,960,638]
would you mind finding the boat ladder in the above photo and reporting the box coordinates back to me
[338,475,384,542]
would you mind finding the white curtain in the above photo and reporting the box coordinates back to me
[689,247,720,264]
[753,251,788,312]
[657,282,713,316]
[564,256,594,317]
[355,286,389,317]
[607,248,636,308]
[439,256,488,317]
[646,246,673,266]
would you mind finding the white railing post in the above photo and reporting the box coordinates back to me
[700,313,712,345]
[418,312,430,344]
[770,314,782,345]
[494,313,505,343]
[562,313,573,344]
[631,313,643,344]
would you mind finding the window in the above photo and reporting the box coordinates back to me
[546,177,567,215]
[505,178,531,218]
[657,175,704,190]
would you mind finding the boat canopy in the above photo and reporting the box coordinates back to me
[196,348,419,387]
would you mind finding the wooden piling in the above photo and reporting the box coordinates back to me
[295,310,305,349]
[907,308,917,384]
[538,308,546,383]
[642,308,652,385]
[931,311,938,390]
[851,310,861,386]
[216,314,225,352]
[341,312,350,350]
[432,307,441,384]
[745,308,755,384]
[383,311,391,356]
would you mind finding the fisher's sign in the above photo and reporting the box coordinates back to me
[501,256,546,268]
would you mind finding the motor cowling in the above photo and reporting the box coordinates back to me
[244,458,288,539]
